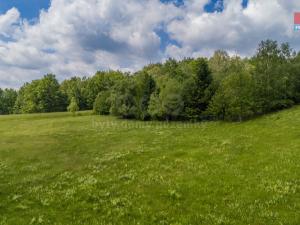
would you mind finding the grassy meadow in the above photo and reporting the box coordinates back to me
[0,108,300,225]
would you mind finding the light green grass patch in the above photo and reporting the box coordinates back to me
[0,109,299,224]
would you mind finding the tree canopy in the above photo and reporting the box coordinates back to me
[1,40,300,122]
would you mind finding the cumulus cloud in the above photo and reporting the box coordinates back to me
[166,0,300,59]
[0,0,299,88]
[0,0,180,88]
[0,7,20,39]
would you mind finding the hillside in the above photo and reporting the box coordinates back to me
[0,107,299,225]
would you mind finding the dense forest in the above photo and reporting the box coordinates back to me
[1,40,300,121]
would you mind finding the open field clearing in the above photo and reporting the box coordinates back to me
[0,108,300,225]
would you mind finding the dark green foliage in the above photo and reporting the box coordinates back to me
[93,91,111,115]
[0,88,17,115]
[109,72,156,120]
[289,53,300,103]
[208,58,255,121]
[148,78,184,121]
[182,58,212,120]
[134,71,156,120]
[2,39,300,122]
[252,40,295,113]
[82,71,123,109]
[162,58,179,79]
[110,76,138,119]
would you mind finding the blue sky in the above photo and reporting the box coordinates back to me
[0,0,50,20]
[0,0,299,88]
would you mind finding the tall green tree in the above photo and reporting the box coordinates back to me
[289,52,300,103]
[209,50,230,81]
[83,71,123,109]
[110,76,138,119]
[0,88,17,115]
[67,97,79,115]
[252,40,294,113]
[60,77,87,110]
[134,71,156,120]
[148,78,184,121]
[182,58,212,120]
[208,57,255,121]
[14,74,66,113]
[93,91,111,115]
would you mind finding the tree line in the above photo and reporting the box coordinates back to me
[1,40,300,121]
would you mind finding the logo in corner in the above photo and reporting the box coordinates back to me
[294,12,300,31]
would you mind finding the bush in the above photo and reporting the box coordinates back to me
[67,97,79,115]
[148,78,184,121]
[93,91,111,115]
[207,69,255,121]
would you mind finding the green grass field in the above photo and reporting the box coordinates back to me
[0,108,299,225]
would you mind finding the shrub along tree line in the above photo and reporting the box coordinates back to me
[1,40,300,122]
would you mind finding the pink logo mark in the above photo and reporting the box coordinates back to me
[295,12,300,24]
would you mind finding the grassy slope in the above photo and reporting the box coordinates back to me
[0,108,299,225]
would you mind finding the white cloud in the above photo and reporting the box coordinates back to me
[166,0,300,59]
[0,8,20,39]
[0,0,299,88]
[0,0,181,88]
